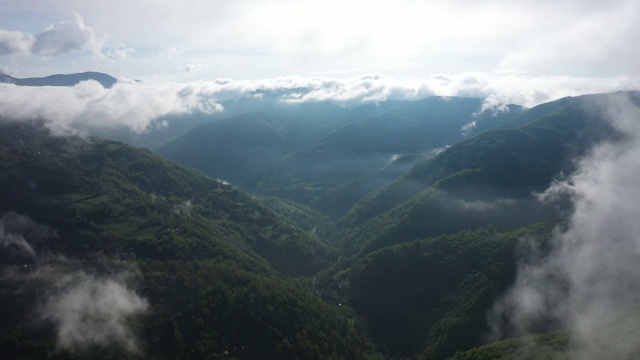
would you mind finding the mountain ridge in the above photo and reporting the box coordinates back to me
[0,71,117,88]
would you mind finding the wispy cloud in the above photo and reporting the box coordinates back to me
[39,269,149,355]
[1,72,639,135]
[182,64,209,74]
[490,92,640,358]
[0,212,50,263]
[0,212,149,355]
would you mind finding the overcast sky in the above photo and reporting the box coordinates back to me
[1,0,639,80]
[0,0,639,129]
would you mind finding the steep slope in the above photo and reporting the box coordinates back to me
[242,97,523,208]
[0,122,369,359]
[339,93,625,255]
[315,153,432,219]
[318,224,554,359]
[156,112,295,183]
[449,302,640,360]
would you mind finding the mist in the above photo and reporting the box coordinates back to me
[0,212,149,356]
[2,72,640,137]
[39,269,149,356]
[490,92,640,358]
[0,211,50,263]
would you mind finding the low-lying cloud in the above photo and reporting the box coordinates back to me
[39,270,149,355]
[490,92,640,358]
[0,79,223,135]
[0,212,50,263]
[0,212,149,356]
[1,72,639,136]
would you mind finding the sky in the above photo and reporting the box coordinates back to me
[1,0,639,80]
[1,0,640,133]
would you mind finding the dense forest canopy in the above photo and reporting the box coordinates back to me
[1,89,640,359]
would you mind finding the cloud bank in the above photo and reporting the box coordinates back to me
[490,92,640,358]
[0,12,95,57]
[1,72,639,135]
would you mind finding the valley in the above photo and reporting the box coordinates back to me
[1,79,640,359]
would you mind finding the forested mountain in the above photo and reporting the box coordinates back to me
[241,97,523,210]
[337,93,623,255]
[0,122,368,359]
[155,100,408,183]
[1,91,638,360]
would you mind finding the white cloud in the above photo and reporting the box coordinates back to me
[40,270,148,355]
[1,1,639,79]
[0,80,223,135]
[100,44,135,61]
[30,12,96,56]
[0,29,34,56]
[0,212,149,355]
[497,1,640,76]
[0,11,135,65]
[490,92,640,358]
[0,12,97,58]
[461,121,477,136]
[1,72,639,135]
[182,64,209,74]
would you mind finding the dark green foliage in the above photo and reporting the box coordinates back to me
[0,122,370,359]
[348,224,553,359]
[338,95,620,256]
[315,153,431,219]
[137,260,368,359]
[448,331,569,360]
[3,92,636,360]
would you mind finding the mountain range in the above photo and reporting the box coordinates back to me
[1,72,639,359]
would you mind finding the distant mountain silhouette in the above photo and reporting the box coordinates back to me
[0,71,117,88]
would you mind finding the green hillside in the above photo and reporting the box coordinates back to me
[338,95,620,256]
[155,101,401,184]
[242,97,523,208]
[2,92,636,360]
[0,122,369,359]
[315,224,554,359]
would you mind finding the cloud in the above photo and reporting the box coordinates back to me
[1,72,639,136]
[0,212,149,355]
[39,270,149,355]
[0,212,51,263]
[461,121,477,136]
[490,92,640,358]
[497,1,640,76]
[100,44,135,61]
[0,29,34,56]
[0,12,97,57]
